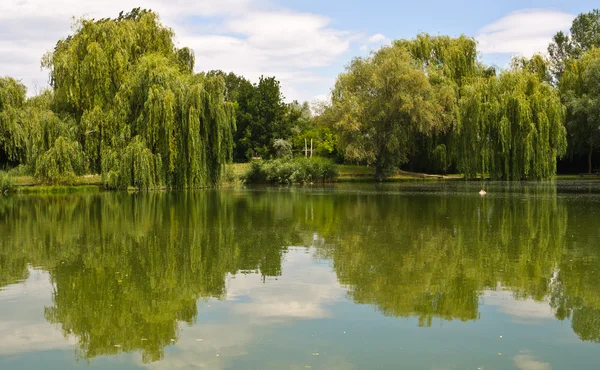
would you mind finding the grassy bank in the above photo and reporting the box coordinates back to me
[4,166,599,195]
[227,163,462,184]
[3,174,103,194]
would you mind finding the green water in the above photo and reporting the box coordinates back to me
[1,183,599,369]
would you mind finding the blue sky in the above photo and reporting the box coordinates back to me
[0,0,596,102]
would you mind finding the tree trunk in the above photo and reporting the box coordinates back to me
[375,165,384,182]
[588,144,593,174]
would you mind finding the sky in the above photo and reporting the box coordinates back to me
[0,0,598,103]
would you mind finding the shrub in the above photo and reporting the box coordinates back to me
[273,139,293,158]
[0,171,14,194]
[242,157,338,184]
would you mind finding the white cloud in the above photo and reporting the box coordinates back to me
[476,9,574,57]
[358,33,389,53]
[0,0,353,102]
[368,33,386,43]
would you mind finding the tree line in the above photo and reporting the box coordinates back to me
[1,8,600,185]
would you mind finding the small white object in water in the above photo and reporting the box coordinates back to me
[479,189,487,196]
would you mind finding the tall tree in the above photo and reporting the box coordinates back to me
[0,77,26,168]
[456,56,567,180]
[232,76,289,161]
[548,9,600,82]
[330,45,448,179]
[394,34,478,173]
[42,9,235,188]
[561,48,600,174]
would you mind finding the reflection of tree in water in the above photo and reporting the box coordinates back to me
[1,186,600,361]
[297,185,600,339]
[309,190,565,325]
[0,192,294,363]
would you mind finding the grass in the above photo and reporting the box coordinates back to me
[5,164,595,193]
[17,185,102,194]
[338,165,375,177]
[229,162,461,183]
[7,174,103,193]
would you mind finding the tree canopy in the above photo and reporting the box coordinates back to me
[329,45,450,179]
[327,35,566,180]
[560,48,600,173]
[0,77,26,167]
[1,8,232,188]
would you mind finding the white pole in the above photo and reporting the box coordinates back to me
[305,138,308,157]
[310,139,313,158]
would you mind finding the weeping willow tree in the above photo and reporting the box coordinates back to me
[330,44,451,179]
[21,91,81,176]
[455,55,567,180]
[393,34,481,173]
[41,8,235,189]
[560,48,600,174]
[34,137,85,184]
[0,77,26,167]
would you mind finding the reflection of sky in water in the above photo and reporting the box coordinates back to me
[1,248,599,370]
[0,269,76,356]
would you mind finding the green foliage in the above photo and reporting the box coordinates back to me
[455,58,567,180]
[104,136,161,190]
[231,75,290,160]
[0,171,14,193]
[330,43,450,179]
[431,144,448,174]
[35,137,85,184]
[243,157,338,184]
[37,9,235,189]
[273,139,293,158]
[395,34,478,89]
[549,9,600,81]
[326,34,566,180]
[560,48,600,173]
[0,77,27,166]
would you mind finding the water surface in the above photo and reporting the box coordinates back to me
[1,182,599,369]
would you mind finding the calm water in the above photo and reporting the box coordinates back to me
[1,183,600,369]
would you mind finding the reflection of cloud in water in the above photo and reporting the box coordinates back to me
[513,351,551,370]
[227,248,346,320]
[0,268,52,299]
[482,290,554,323]
[0,321,76,355]
[143,324,253,370]
[0,269,75,355]
[146,247,346,369]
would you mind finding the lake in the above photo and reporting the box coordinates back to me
[1,182,599,369]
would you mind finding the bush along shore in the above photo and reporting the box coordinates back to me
[242,157,338,184]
